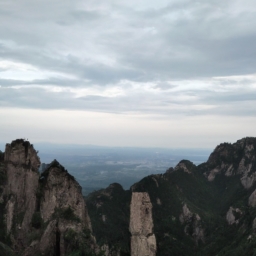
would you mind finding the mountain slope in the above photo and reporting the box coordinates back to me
[1,137,256,255]
[86,137,256,256]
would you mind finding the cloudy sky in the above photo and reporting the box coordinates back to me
[0,0,256,148]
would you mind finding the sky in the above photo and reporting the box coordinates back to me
[0,0,256,149]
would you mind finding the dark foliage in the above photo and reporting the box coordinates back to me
[86,183,131,254]
[32,212,43,229]
[0,197,12,247]
[86,137,256,256]
[0,151,4,162]
[53,207,80,222]
[40,159,75,182]
[0,163,6,186]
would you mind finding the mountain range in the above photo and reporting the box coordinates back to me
[1,137,256,255]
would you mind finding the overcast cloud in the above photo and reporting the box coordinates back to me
[0,0,256,148]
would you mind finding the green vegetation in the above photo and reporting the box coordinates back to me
[86,183,131,255]
[63,228,101,256]
[40,159,76,183]
[0,198,12,247]
[86,138,256,256]
[31,212,43,229]
[16,211,25,225]
[0,151,4,162]
[53,206,80,222]
[0,163,6,186]
[0,241,15,256]
[28,229,42,243]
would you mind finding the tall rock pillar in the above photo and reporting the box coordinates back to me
[129,192,156,256]
[4,139,40,238]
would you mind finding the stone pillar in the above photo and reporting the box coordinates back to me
[129,192,156,256]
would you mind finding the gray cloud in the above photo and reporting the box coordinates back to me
[1,0,256,118]
[1,81,256,118]
[0,78,82,87]
[153,83,177,90]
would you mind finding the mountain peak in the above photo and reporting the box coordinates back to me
[174,160,196,174]
[0,139,95,255]
[4,138,40,172]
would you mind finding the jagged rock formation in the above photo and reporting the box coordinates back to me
[28,160,94,256]
[0,139,96,256]
[174,162,191,173]
[249,189,256,207]
[204,137,256,189]
[39,160,91,226]
[2,137,256,256]
[87,137,256,256]
[179,204,204,244]
[226,206,243,225]
[3,140,40,248]
[129,192,156,256]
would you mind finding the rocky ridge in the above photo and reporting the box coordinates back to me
[204,137,256,188]
[3,140,40,246]
[86,137,256,256]
[0,139,96,256]
[2,137,256,256]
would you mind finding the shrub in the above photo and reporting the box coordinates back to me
[0,165,6,186]
[53,207,80,222]
[32,212,43,229]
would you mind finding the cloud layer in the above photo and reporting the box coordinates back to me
[1,0,256,147]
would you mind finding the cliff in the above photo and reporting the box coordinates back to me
[3,139,40,249]
[204,137,256,188]
[0,139,96,256]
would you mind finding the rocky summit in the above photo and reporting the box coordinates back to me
[0,139,95,256]
[1,137,256,255]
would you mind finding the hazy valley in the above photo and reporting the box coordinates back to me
[34,144,211,195]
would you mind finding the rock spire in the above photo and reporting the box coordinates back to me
[129,192,156,256]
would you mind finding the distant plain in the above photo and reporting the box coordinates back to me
[22,143,212,195]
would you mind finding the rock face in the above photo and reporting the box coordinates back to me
[179,204,204,244]
[226,206,243,225]
[204,137,256,188]
[0,139,95,256]
[248,189,256,207]
[3,139,40,248]
[40,160,91,227]
[4,139,40,170]
[129,192,156,256]
[34,160,94,256]
[175,162,191,174]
